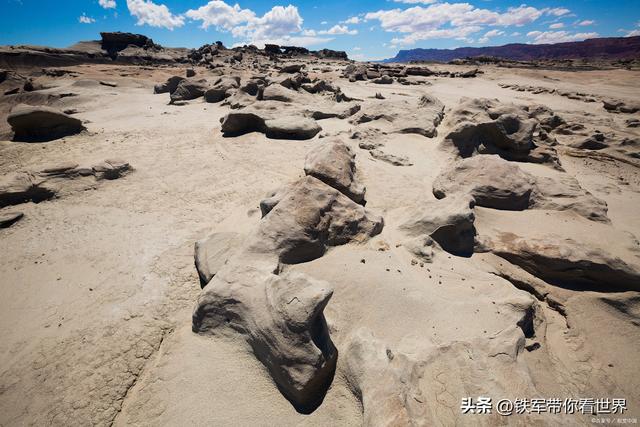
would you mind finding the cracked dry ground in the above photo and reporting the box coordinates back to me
[1,60,639,426]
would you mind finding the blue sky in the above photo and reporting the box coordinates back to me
[1,0,639,60]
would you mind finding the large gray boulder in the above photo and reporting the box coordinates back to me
[433,155,536,211]
[204,76,240,103]
[441,97,558,165]
[194,232,243,287]
[153,75,184,94]
[8,104,84,142]
[264,117,321,140]
[220,110,321,140]
[193,174,383,412]
[400,194,476,256]
[304,140,366,204]
[254,176,383,263]
[486,232,640,291]
[170,78,209,103]
[433,155,609,221]
[350,95,444,138]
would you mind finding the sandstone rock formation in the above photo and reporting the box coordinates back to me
[193,140,383,412]
[351,95,444,137]
[433,155,609,221]
[170,79,209,103]
[343,329,430,426]
[8,104,84,141]
[400,194,477,256]
[194,232,243,287]
[440,98,559,165]
[304,140,366,205]
[0,160,131,208]
[485,232,640,291]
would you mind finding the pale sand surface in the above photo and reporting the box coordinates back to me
[1,60,639,426]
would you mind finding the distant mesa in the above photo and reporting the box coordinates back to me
[385,36,640,63]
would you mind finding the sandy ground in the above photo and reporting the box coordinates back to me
[0,61,639,426]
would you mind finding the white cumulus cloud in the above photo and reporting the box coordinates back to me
[479,29,504,43]
[577,20,595,26]
[78,13,96,23]
[365,2,553,45]
[185,2,331,47]
[99,0,117,9]
[318,24,357,35]
[126,0,184,30]
[343,16,361,25]
[527,30,599,44]
[549,22,564,29]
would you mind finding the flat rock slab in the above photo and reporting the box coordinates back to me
[8,104,85,142]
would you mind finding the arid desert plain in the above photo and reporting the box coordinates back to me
[1,36,640,426]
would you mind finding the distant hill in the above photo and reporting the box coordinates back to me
[385,36,640,63]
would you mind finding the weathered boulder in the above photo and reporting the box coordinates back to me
[486,232,640,291]
[254,176,383,263]
[301,80,338,94]
[220,109,322,140]
[434,155,609,221]
[400,194,476,256]
[569,133,608,150]
[262,84,299,102]
[433,155,536,211]
[8,104,84,142]
[264,117,321,140]
[0,172,51,208]
[0,160,131,208]
[280,64,304,74]
[153,76,185,94]
[343,64,368,81]
[603,99,640,114]
[91,159,131,180]
[441,98,558,165]
[194,232,243,287]
[193,266,337,413]
[204,76,240,103]
[351,95,444,138]
[373,75,393,84]
[170,78,209,103]
[304,140,366,204]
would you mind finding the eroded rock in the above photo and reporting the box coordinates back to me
[351,95,444,138]
[8,104,85,142]
[194,232,244,287]
[433,155,608,221]
[400,195,476,256]
[486,232,640,291]
[343,329,430,426]
[304,140,366,204]
[441,98,558,165]
[170,78,209,103]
